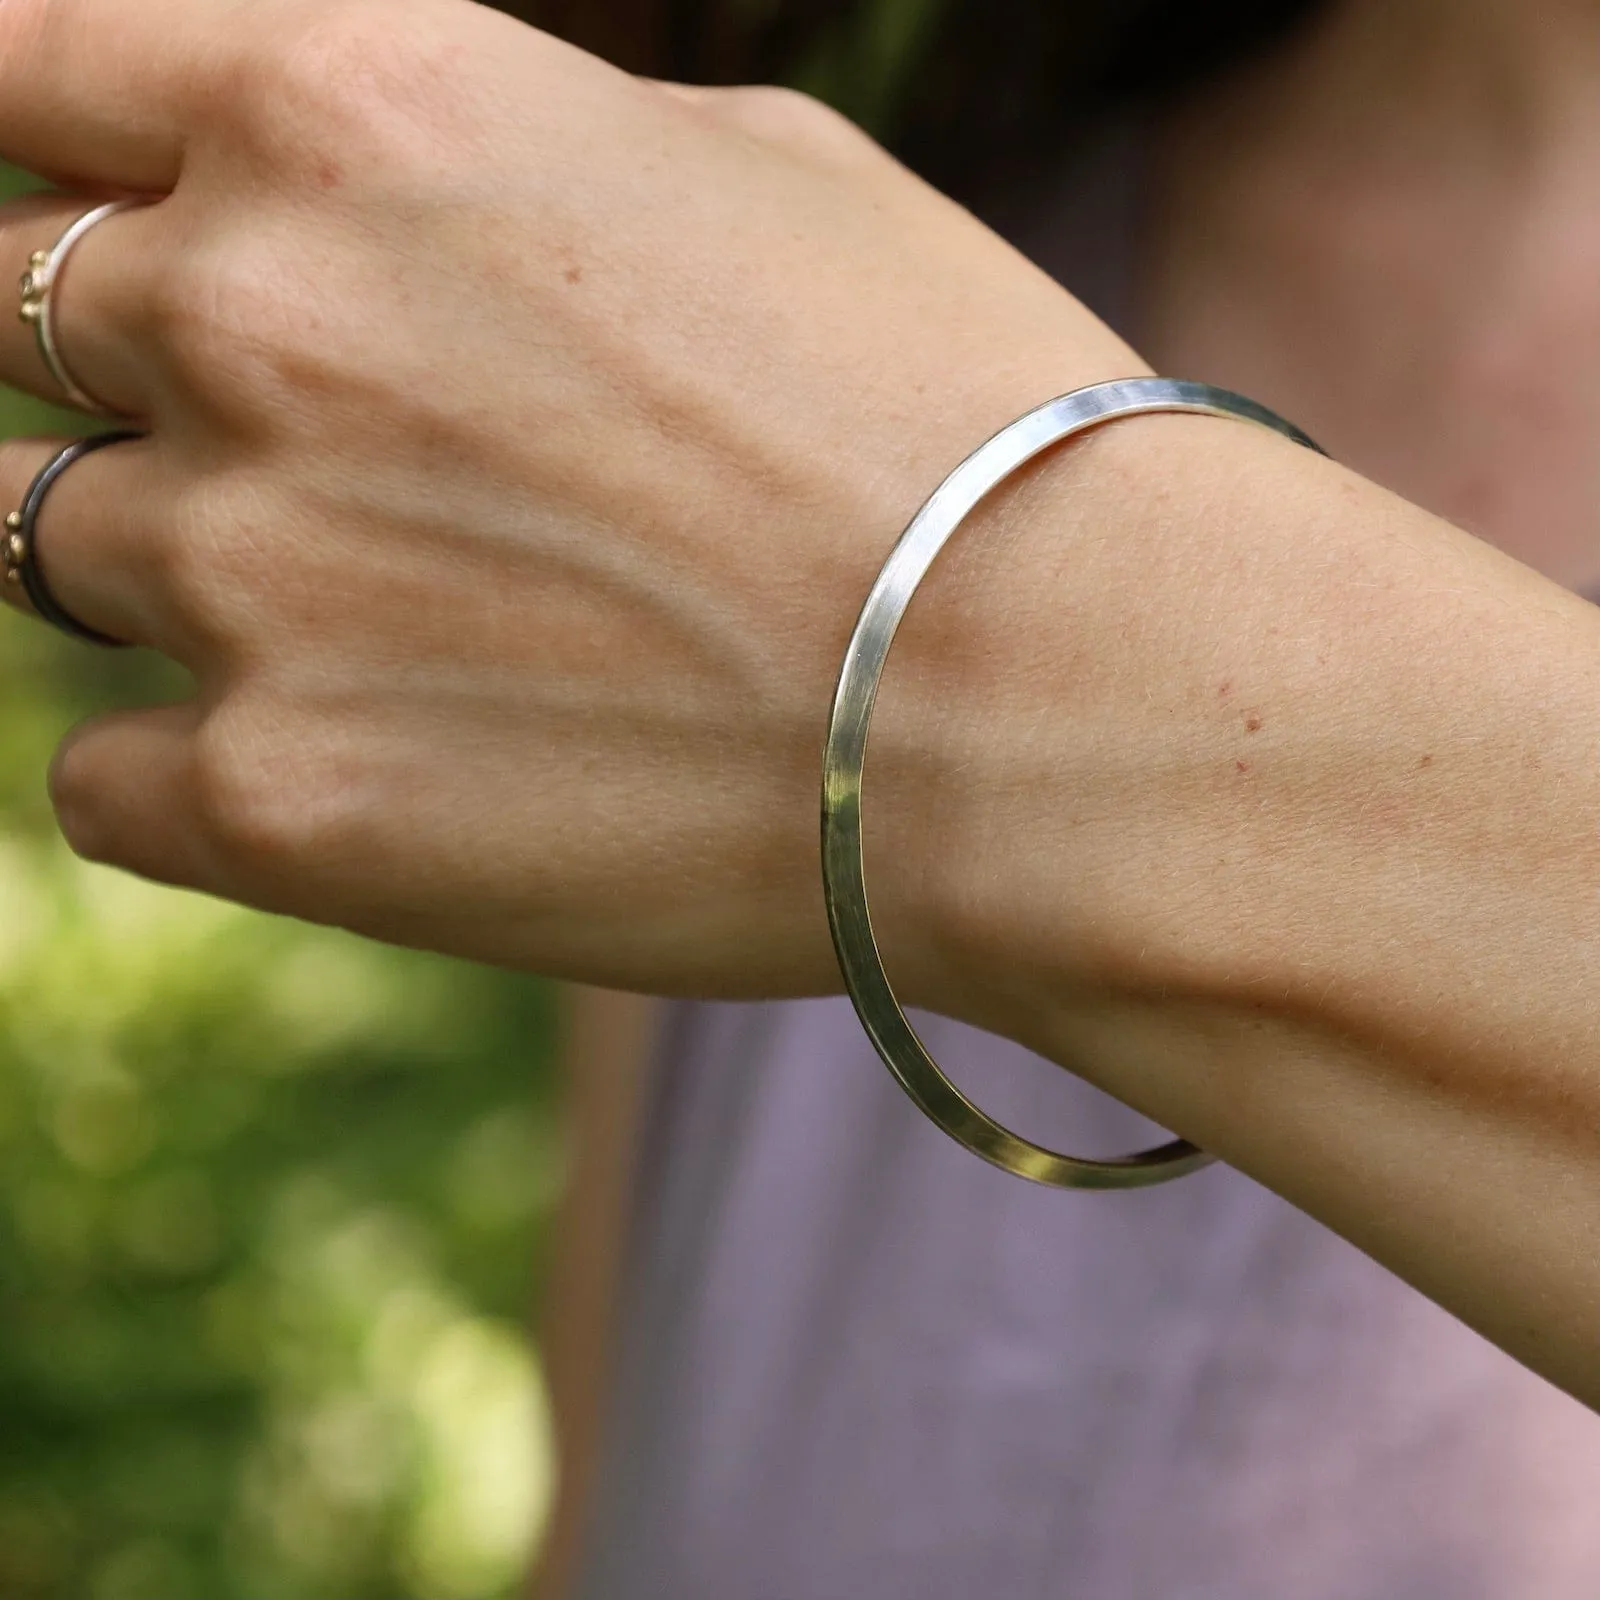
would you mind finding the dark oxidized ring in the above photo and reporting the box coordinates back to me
[4,432,141,648]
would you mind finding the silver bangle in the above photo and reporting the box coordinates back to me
[820,377,1326,1190]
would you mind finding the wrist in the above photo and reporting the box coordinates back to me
[859,407,1316,1054]
[848,401,1172,1038]
[878,396,1600,1117]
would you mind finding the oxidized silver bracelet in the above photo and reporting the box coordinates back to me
[820,377,1325,1191]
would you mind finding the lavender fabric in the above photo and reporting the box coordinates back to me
[580,1003,1600,1598]
[577,134,1600,1599]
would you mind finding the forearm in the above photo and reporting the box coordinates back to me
[879,411,1600,1402]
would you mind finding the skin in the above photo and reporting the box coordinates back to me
[0,0,1596,1510]
[530,2,1600,1573]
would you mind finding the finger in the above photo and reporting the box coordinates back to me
[0,0,231,188]
[0,433,180,654]
[50,700,209,891]
[0,192,164,420]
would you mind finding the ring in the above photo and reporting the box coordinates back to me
[18,199,143,419]
[822,378,1327,1190]
[4,432,140,648]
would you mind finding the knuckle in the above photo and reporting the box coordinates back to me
[145,238,263,388]
[270,1,406,108]
[716,86,873,160]
[229,0,451,158]
[157,481,276,642]
[144,231,303,414]
[191,702,338,876]
[156,521,237,638]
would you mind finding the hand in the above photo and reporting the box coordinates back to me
[10,0,1600,1409]
[0,0,1138,993]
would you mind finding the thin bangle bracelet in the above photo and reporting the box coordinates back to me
[820,376,1327,1191]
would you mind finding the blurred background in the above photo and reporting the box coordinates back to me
[0,162,562,1600]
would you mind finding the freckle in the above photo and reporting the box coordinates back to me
[565,265,584,285]
[1419,754,1434,768]
[1245,715,1263,733]
[1218,680,1233,698]
[316,159,343,189]
[1235,760,1251,774]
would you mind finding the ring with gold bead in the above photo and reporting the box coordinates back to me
[18,200,143,419]
[4,433,140,647]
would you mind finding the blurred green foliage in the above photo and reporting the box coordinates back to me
[790,0,952,134]
[0,165,561,1600]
